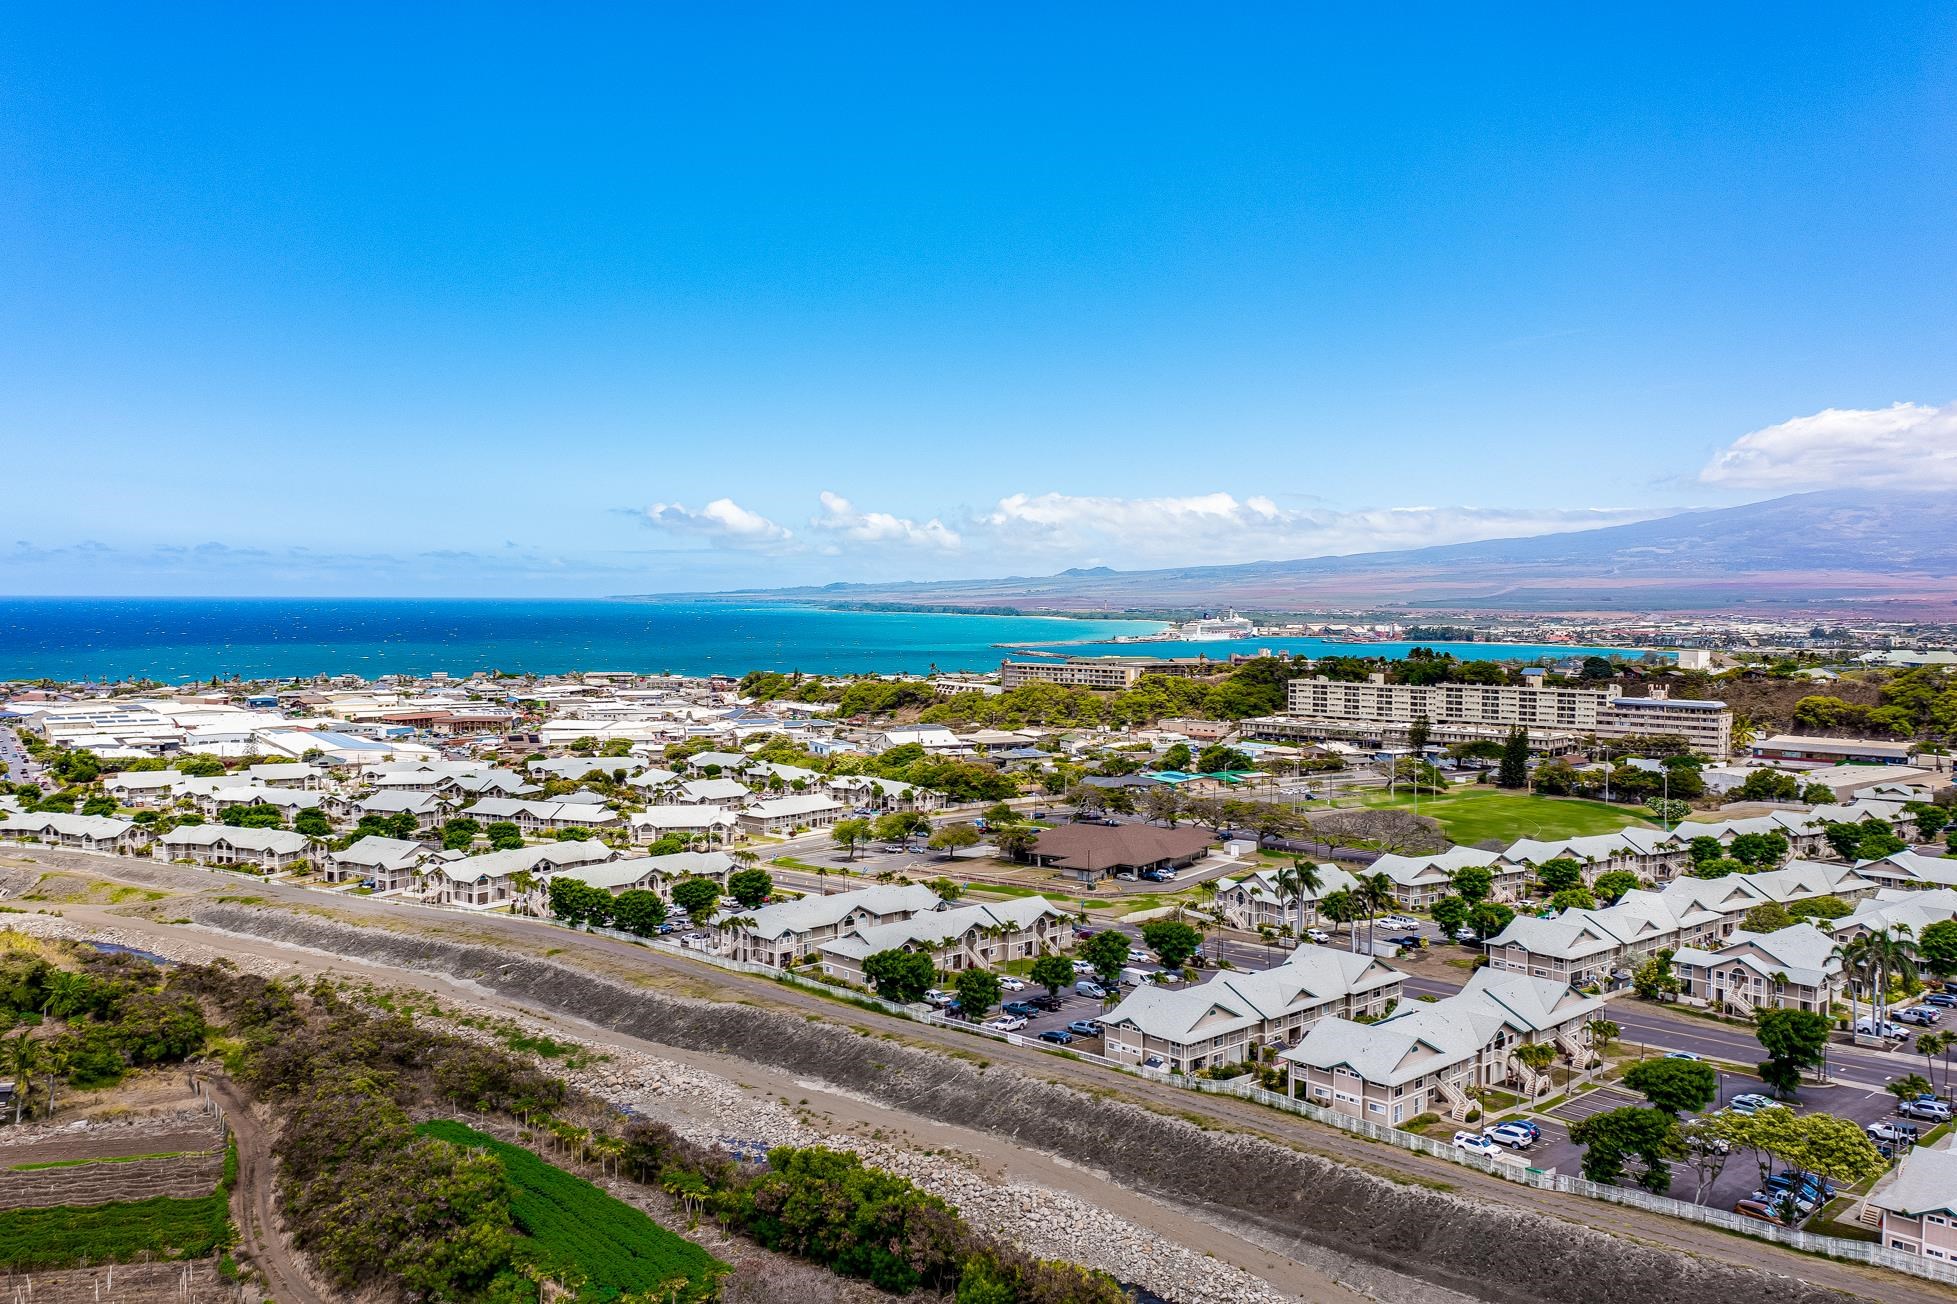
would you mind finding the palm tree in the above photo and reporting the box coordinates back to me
[508,869,538,916]
[1866,926,1917,1029]
[1275,860,1324,939]
[1919,1030,1953,1096]
[41,1044,68,1119]
[1361,873,1395,954]
[1833,933,1873,1033]
[7,1035,38,1124]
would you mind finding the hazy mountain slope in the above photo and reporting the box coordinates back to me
[647,491,1957,616]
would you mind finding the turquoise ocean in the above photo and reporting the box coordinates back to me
[0,598,1661,684]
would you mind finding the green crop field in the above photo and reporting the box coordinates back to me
[1349,788,1652,845]
[0,1193,232,1269]
[418,1121,725,1301]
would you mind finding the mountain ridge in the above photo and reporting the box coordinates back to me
[639,491,1957,618]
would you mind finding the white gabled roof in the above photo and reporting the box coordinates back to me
[820,896,1070,961]
[331,835,426,869]
[1101,944,1402,1045]
[742,794,843,819]
[437,840,618,884]
[724,883,942,940]
[631,805,736,829]
[0,812,141,840]
[159,825,309,854]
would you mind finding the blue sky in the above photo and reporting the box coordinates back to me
[3,5,1953,596]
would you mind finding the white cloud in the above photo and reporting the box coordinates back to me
[643,498,794,548]
[811,491,962,551]
[972,492,1660,565]
[1699,401,1957,490]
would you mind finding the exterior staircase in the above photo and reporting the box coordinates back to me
[1434,1077,1475,1121]
[1510,1061,1548,1098]
[1555,1031,1590,1066]
[1724,989,1755,1020]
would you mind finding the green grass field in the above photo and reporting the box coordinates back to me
[418,1121,725,1302]
[1343,787,1652,845]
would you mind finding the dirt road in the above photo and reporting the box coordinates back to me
[15,849,1950,1304]
[200,1074,325,1304]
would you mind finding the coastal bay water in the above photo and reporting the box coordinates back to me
[0,598,1656,683]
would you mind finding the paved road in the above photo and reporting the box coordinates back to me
[16,846,1954,1304]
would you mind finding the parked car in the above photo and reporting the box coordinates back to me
[1141,1055,1168,1070]
[1001,1001,1039,1017]
[923,989,954,1007]
[1379,915,1420,931]
[1733,1199,1789,1225]
[1750,1186,1815,1216]
[1856,1017,1908,1038]
[998,977,1025,991]
[1038,1028,1075,1045]
[982,1015,1027,1033]
[1073,926,1094,940]
[1066,1019,1104,1036]
[1072,959,1095,974]
[1926,992,1957,1008]
[1305,928,1331,944]
[1029,994,1064,1012]
[1113,872,1138,881]
[1076,980,1106,999]
[1383,934,1422,948]
[1869,1120,1921,1144]
[1664,1050,1701,1061]
[1899,1006,1942,1026]
[1127,949,1149,964]
[1729,1092,1776,1113]
[1453,1131,1501,1157]
[1900,1097,1953,1122]
[1484,1122,1535,1149]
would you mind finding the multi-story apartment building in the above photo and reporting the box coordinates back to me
[1269,675,1733,756]
[1594,690,1732,756]
[998,657,1217,691]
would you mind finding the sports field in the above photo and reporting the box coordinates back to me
[1342,787,1653,845]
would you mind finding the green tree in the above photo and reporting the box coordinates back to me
[1450,864,1493,905]
[1593,870,1641,905]
[1406,714,1432,757]
[1159,743,1192,771]
[1740,902,1796,933]
[486,821,523,850]
[1497,728,1530,789]
[440,817,479,851]
[1632,949,1679,1000]
[1755,1007,1830,1098]
[726,868,774,908]
[1079,930,1132,990]
[927,823,981,859]
[546,877,614,928]
[1783,1111,1886,1187]
[1919,919,1957,978]
[863,949,936,1003]
[1536,857,1585,894]
[294,807,334,838]
[1030,953,1076,998]
[1194,744,1254,773]
[1430,894,1471,939]
[1550,887,1597,911]
[1140,920,1202,971]
[953,968,1002,1021]
[831,817,873,861]
[1569,1106,1679,1192]
[611,889,668,936]
[1623,1057,1717,1115]
[1469,901,1514,941]
[670,877,721,920]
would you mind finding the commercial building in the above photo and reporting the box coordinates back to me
[1025,823,1215,884]
[1749,735,1916,766]
[999,657,1218,691]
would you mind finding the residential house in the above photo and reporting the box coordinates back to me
[1214,864,1362,932]
[824,775,944,813]
[347,790,449,829]
[1856,850,1957,893]
[630,806,739,846]
[1496,828,1688,887]
[867,726,964,755]
[717,883,943,967]
[196,785,326,820]
[736,794,845,836]
[1671,922,1844,1017]
[1372,847,1513,909]
[1833,888,1957,944]
[673,778,751,806]
[1484,860,1876,990]
[818,897,1074,983]
[434,841,622,909]
[157,825,312,872]
[1102,944,1403,1074]
[326,835,429,891]
[545,849,735,902]
[1281,968,1603,1124]
[1864,1135,1957,1260]
[101,770,187,807]
[462,798,621,835]
[242,762,325,789]
[0,812,150,855]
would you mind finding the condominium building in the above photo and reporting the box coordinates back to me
[999,657,1217,691]
[1271,675,1731,756]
